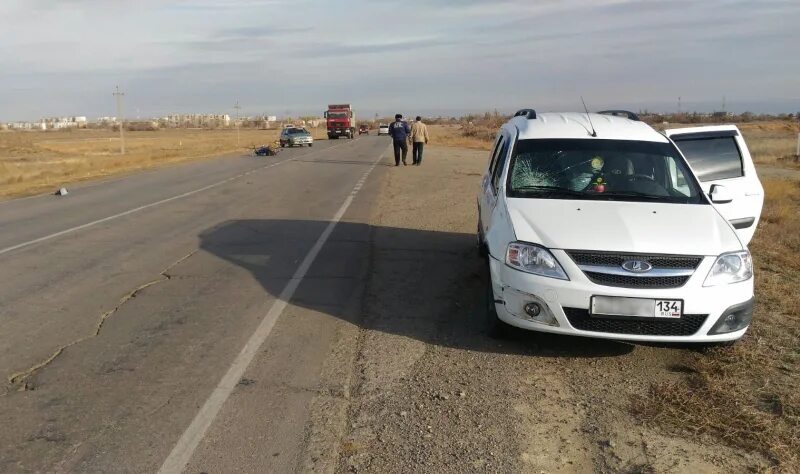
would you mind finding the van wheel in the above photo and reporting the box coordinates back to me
[477,221,487,257]
[485,264,512,338]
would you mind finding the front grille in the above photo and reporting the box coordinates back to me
[563,308,707,336]
[567,251,702,269]
[567,251,701,289]
[584,272,690,289]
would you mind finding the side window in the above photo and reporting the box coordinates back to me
[665,156,691,197]
[673,136,744,182]
[488,135,504,175]
[491,137,510,191]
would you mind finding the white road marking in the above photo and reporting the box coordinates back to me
[0,140,356,256]
[158,149,385,474]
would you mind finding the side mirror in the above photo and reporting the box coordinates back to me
[709,184,733,204]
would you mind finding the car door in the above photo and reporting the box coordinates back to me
[479,134,507,238]
[666,125,764,245]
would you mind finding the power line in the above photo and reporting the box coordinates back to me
[113,85,125,154]
[234,100,242,147]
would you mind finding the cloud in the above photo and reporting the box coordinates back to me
[0,0,798,120]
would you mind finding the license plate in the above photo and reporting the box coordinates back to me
[654,299,682,318]
[591,296,682,319]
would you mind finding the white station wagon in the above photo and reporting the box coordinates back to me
[477,109,763,345]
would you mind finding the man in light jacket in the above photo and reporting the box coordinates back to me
[410,116,430,166]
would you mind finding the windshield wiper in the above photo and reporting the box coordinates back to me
[512,185,585,197]
[600,191,665,200]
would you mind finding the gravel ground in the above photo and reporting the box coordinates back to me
[311,146,769,473]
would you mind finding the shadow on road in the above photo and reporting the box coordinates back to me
[199,219,634,358]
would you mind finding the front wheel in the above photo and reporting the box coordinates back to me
[485,262,513,338]
[308,143,313,147]
[477,220,487,257]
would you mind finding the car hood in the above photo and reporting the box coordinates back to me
[505,198,742,255]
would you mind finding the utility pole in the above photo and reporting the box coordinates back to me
[113,85,125,154]
[234,100,242,147]
[677,96,681,114]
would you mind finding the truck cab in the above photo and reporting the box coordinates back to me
[324,104,356,139]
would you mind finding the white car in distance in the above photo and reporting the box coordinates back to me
[477,109,763,345]
[378,124,390,136]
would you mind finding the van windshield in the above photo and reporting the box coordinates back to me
[506,139,706,204]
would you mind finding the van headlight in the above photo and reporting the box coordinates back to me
[703,251,753,286]
[505,242,569,280]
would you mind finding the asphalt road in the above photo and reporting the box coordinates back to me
[0,136,391,472]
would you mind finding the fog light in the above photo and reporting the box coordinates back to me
[524,303,542,317]
[708,298,754,335]
[502,287,559,327]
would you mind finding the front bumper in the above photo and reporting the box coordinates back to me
[488,250,754,343]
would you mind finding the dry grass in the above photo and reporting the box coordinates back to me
[633,178,800,471]
[428,124,495,151]
[0,127,328,198]
[740,122,800,165]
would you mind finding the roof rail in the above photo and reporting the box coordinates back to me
[513,109,537,119]
[597,110,640,121]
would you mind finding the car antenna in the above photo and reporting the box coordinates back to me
[581,96,597,137]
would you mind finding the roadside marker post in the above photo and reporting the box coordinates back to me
[795,132,799,162]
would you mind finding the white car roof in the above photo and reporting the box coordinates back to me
[510,112,668,143]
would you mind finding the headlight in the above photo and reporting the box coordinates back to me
[703,251,753,286]
[505,242,568,280]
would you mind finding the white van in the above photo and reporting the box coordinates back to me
[477,109,763,345]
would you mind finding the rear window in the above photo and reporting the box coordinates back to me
[672,136,743,182]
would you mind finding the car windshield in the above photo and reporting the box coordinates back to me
[287,128,307,135]
[328,112,348,119]
[506,139,706,204]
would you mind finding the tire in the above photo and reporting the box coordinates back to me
[485,261,512,338]
[280,143,285,148]
[477,219,488,257]
[308,143,313,147]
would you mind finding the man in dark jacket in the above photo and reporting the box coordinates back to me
[388,113,411,166]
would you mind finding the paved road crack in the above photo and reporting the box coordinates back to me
[5,250,198,391]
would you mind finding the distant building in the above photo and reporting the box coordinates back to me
[7,121,46,130]
[163,113,231,128]
[40,116,88,129]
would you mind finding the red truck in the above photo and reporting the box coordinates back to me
[324,104,356,139]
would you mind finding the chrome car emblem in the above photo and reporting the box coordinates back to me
[621,259,653,273]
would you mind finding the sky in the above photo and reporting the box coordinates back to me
[1,0,798,121]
